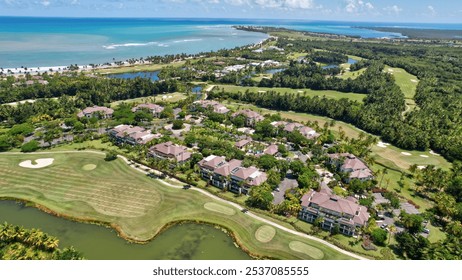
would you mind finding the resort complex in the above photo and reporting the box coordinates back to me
[1,17,461,264]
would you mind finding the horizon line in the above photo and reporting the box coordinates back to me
[0,15,461,25]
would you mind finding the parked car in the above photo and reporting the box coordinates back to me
[241,208,249,213]
[423,228,430,234]
[183,184,191,190]
[380,223,388,229]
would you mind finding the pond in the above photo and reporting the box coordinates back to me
[322,58,358,70]
[0,200,251,260]
[192,86,202,93]
[109,71,160,81]
[265,68,286,74]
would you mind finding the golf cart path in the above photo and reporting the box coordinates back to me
[1,150,367,260]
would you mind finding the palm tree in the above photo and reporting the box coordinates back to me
[388,225,397,245]
[379,168,388,189]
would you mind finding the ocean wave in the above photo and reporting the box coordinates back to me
[102,41,169,50]
[172,38,203,43]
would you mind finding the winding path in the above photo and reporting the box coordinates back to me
[1,150,368,260]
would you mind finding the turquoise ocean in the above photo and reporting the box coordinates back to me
[1,17,462,68]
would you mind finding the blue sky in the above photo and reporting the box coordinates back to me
[1,0,461,23]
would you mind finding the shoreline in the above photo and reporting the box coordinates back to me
[1,26,270,76]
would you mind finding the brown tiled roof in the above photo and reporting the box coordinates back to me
[214,159,242,177]
[116,126,144,138]
[328,153,368,171]
[301,190,369,226]
[246,170,267,186]
[82,106,114,115]
[349,169,373,179]
[232,109,264,121]
[132,103,164,113]
[175,151,192,162]
[270,121,288,127]
[194,100,230,114]
[150,141,189,159]
[109,125,160,144]
[235,139,251,148]
[198,155,226,170]
[233,166,258,180]
[264,144,278,155]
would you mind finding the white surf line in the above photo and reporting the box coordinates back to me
[1,151,367,260]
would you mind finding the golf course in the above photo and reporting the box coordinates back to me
[0,151,358,260]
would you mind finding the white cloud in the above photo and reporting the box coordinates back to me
[163,0,315,10]
[284,0,314,9]
[41,0,51,6]
[427,5,436,15]
[344,0,374,14]
[383,5,402,15]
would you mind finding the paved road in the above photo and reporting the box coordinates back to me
[2,150,368,260]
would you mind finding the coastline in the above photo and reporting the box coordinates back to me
[355,26,462,40]
[1,29,270,77]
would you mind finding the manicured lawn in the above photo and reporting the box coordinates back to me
[339,68,366,80]
[287,52,308,60]
[383,66,419,100]
[217,85,367,103]
[110,92,187,107]
[223,101,451,172]
[92,61,186,75]
[0,151,355,260]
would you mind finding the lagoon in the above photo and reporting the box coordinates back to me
[0,200,250,260]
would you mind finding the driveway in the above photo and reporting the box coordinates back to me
[272,178,298,205]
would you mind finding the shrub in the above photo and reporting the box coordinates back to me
[371,228,388,246]
[104,151,118,161]
[172,120,184,130]
[21,140,40,153]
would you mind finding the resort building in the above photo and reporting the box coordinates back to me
[197,155,267,194]
[264,144,279,156]
[232,109,264,127]
[148,141,191,164]
[271,121,319,140]
[108,124,161,145]
[299,188,370,236]
[77,106,114,119]
[193,100,230,114]
[131,103,164,118]
[235,138,252,150]
[328,153,374,183]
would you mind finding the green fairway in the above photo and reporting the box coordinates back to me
[339,68,367,80]
[384,66,418,99]
[110,92,187,107]
[223,101,451,172]
[216,85,367,103]
[0,151,355,260]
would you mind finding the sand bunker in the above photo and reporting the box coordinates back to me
[420,155,429,158]
[255,225,276,243]
[429,150,440,156]
[289,241,324,259]
[83,164,97,171]
[410,79,418,83]
[401,152,412,156]
[418,165,426,170]
[19,158,54,169]
[204,202,236,216]
[377,141,389,148]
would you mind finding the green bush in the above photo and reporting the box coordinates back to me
[104,151,118,161]
[172,120,184,130]
[21,140,40,153]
